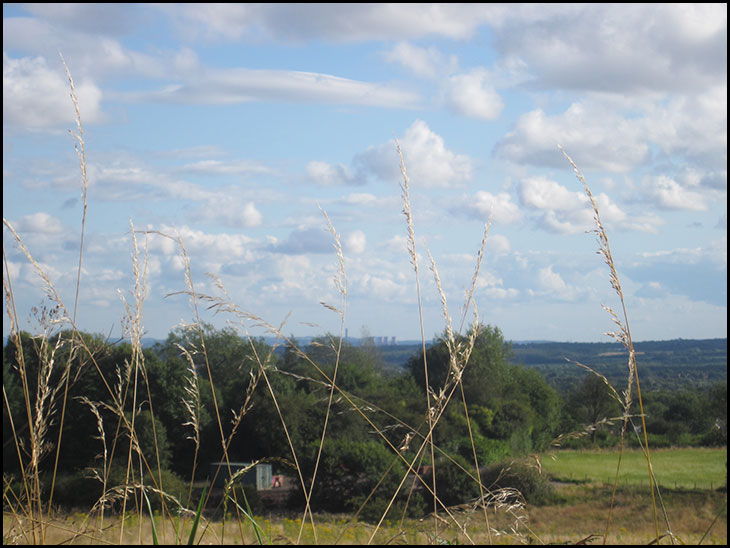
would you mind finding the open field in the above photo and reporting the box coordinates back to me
[541,447,727,490]
[529,485,727,545]
[4,483,726,545]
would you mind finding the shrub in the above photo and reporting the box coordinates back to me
[50,470,104,509]
[428,454,482,509]
[481,460,555,506]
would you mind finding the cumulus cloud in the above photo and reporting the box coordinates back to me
[344,230,367,255]
[268,227,334,255]
[486,234,511,256]
[306,161,361,186]
[473,270,519,299]
[532,265,581,301]
[356,120,473,188]
[642,175,709,211]
[196,200,263,229]
[443,68,504,120]
[646,85,727,170]
[517,176,660,234]
[460,191,523,225]
[383,41,459,79]
[357,271,408,301]
[487,4,726,93]
[3,54,104,130]
[146,224,256,262]
[518,176,592,233]
[495,102,650,172]
[10,212,65,235]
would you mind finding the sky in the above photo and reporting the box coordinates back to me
[3,3,727,345]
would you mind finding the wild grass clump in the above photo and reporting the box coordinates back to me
[3,57,725,546]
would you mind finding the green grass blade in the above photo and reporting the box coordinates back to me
[227,489,268,545]
[143,489,159,546]
[187,485,207,545]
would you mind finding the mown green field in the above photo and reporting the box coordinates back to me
[540,447,727,490]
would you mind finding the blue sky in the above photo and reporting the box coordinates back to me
[3,3,727,344]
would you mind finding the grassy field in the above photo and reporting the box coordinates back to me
[5,482,727,545]
[541,447,727,490]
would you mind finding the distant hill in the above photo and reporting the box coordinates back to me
[373,338,726,392]
[509,338,727,392]
[35,334,724,393]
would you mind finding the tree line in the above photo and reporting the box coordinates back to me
[3,324,726,515]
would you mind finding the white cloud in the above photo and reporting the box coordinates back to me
[20,3,141,36]
[3,12,201,80]
[344,230,367,255]
[384,43,503,121]
[306,161,360,186]
[444,68,503,120]
[517,176,657,234]
[196,201,263,229]
[342,193,378,206]
[147,224,256,263]
[486,234,511,256]
[357,120,473,188]
[487,4,726,93]
[474,270,519,300]
[646,85,727,170]
[383,41,459,79]
[496,103,650,172]
[535,265,579,301]
[157,4,495,43]
[182,159,276,176]
[132,67,421,109]
[3,54,104,130]
[642,175,709,211]
[461,191,523,225]
[358,272,408,301]
[11,212,65,235]
[519,176,585,212]
[268,227,333,255]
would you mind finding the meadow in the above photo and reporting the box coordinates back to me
[541,447,727,490]
[4,478,726,545]
[3,60,727,545]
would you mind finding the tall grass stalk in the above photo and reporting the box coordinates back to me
[395,138,439,531]
[559,146,661,543]
[295,210,347,544]
[48,53,89,525]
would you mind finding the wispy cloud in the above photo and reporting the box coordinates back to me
[124,67,421,109]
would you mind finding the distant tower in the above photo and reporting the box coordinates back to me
[345,328,349,340]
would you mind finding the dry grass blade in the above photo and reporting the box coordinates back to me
[297,208,348,544]
[559,145,661,543]
[393,137,438,535]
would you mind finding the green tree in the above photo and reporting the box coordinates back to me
[565,374,621,445]
[296,437,412,521]
[406,324,512,409]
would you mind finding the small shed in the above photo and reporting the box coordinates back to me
[209,462,272,490]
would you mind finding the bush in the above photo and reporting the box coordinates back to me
[50,470,104,509]
[428,454,481,509]
[50,466,189,513]
[454,435,510,467]
[293,438,408,519]
[481,460,555,506]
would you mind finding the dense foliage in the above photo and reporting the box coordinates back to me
[3,325,726,516]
